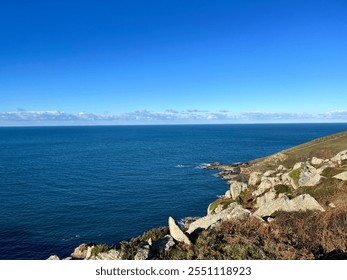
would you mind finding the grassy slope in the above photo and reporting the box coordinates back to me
[250,131,347,172]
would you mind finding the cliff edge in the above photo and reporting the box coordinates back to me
[48,131,347,260]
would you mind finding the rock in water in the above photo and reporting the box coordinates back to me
[47,255,60,260]
[168,217,192,246]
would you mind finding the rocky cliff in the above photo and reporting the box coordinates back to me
[48,131,347,260]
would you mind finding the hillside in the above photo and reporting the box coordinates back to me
[48,131,347,260]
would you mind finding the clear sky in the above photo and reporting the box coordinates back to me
[0,0,346,125]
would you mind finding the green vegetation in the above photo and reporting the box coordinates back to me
[288,167,304,187]
[209,198,234,213]
[119,226,169,260]
[321,167,342,178]
[274,184,291,195]
[251,131,347,172]
[295,179,337,201]
[91,244,113,256]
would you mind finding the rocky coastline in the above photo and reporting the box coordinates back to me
[48,132,347,260]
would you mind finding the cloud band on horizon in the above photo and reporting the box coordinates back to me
[0,109,347,125]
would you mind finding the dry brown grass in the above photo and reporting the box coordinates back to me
[191,206,347,260]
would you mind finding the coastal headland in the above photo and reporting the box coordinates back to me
[48,131,347,260]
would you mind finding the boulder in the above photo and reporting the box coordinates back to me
[187,203,250,234]
[152,235,175,255]
[71,243,93,259]
[293,162,306,170]
[252,179,273,196]
[47,255,60,260]
[311,157,324,165]
[329,202,336,208]
[248,172,262,186]
[168,217,192,246]
[224,190,232,198]
[331,150,347,164]
[298,168,322,187]
[281,172,296,188]
[229,181,248,198]
[263,170,276,177]
[255,189,277,208]
[254,194,324,217]
[277,165,287,171]
[219,165,241,174]
[333,171,347,181]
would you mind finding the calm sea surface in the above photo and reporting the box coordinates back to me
[1,123,347,259]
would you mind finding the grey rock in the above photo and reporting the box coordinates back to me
[152,235,175,255]
[224,189,232,198]
[329,202,336,208]
[331,150,347,164]
[252,179,273,196]
[311,157,324,165]
[229,181,248,198]
[299,167,322,187]
[277,165,287,171]
[254,194,324,217]
[71,243,91,259]
[47,255,60,260]
[187,203,250,234]
[281,172,296,188]
[293,162,306,170]
[263,170,276,177]
[168,217,192,246]
[333,171,347,181]
[255,189,277,208]
[248,172,262,186]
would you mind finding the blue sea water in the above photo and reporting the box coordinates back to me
[0,123,347,260]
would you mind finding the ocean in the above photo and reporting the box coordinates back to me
[0,123,347,259]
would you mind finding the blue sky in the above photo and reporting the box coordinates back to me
[0,0,346,125]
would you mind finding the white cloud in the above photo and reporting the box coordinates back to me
[0,109,347,125]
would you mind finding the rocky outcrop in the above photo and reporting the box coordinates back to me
[168,217,192,246]
[47,255,60,260]
[254,194,325,218]
[333,171,347,181]
[331,150,347,164]
[187,203,250,234]
[298,166,322,187]
[229,181,248,198]
[90,249,122,260]
[248,172,262,186]
[311,157,324,165]
[134,243,151,260]
[71,243,93,259]
[152,235,175,255]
